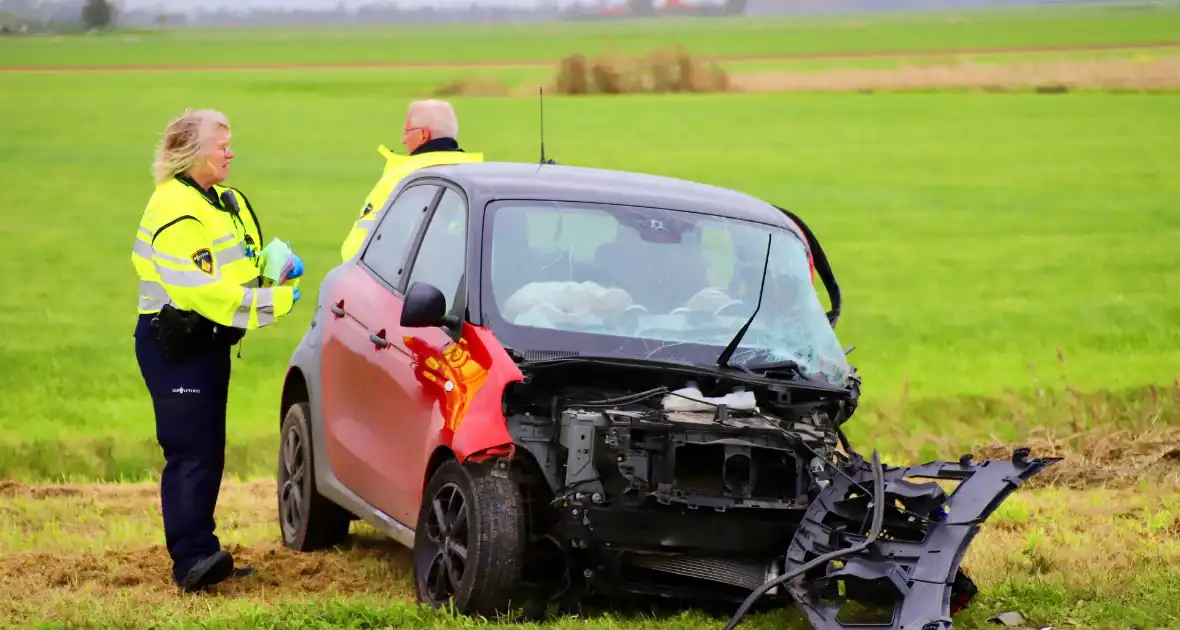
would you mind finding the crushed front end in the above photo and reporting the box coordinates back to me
[502,360,858,610]
[502,362,1060,629]
[554,398,836,603]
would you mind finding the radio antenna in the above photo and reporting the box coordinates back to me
[538,87,555,167]
[538,87,547,166]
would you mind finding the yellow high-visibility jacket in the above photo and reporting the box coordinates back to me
[339,144,484,261]
[131,175,295,329]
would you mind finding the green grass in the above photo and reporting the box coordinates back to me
[2,4,1179,68]
[0,64,1177,481]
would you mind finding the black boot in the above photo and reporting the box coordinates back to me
[177,550,234,592]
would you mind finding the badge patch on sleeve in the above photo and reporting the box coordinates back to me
[192,248,215,275]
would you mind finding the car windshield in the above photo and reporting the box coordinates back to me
[484,200,852,386]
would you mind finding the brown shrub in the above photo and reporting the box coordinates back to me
[555,52,591,94]
[551,46,732,95]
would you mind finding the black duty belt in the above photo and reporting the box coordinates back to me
[150,304,245,363]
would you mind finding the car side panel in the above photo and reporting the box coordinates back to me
[290,265,417,549]
[340,268,438,526]
[319,265,411,515]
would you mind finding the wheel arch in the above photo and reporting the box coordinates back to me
[422,445,459,495]
[422,442,546,493]
[281,366,310,428]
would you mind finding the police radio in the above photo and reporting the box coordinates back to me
[219,190,256,257]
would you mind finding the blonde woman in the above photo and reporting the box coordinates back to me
[129,108,304,592]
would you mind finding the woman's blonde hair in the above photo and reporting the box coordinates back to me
[152,108,230,183]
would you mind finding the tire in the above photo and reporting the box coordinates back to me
[277,402,352,551]
[413,458,525,618]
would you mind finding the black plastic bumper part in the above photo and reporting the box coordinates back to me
[782,448,1060,630]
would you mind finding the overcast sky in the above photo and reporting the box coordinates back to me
[116,0,630,10]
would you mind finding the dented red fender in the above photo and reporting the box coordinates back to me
[402,322,524,464]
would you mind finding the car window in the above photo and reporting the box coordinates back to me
[486,200,851,386]
[405,187,468,314]
[524,212,617,263]
[361,183,440,288]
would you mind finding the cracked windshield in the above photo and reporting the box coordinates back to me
[488,201,851,385]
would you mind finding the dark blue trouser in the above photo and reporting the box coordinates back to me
[134,314,233,584]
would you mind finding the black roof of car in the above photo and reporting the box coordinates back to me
[414,161,797,229]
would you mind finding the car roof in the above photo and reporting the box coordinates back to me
[414,161,796,229]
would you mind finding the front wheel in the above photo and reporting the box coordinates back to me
[413,459,525,618]
[277,402,352,551]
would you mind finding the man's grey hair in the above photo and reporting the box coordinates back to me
[152,108,230,183]
[407,99,459,139]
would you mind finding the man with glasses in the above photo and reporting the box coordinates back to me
[340,99,484,261]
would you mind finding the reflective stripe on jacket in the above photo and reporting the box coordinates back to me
[131,176,295,329]
[340,145,484,261]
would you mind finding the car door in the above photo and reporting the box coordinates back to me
[318,181,443,518]
[366,183,473,526]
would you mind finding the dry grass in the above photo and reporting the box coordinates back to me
[429,51,1180,97]
[3,470,1180,627]
[973,425,1180,489]
[0,479,413,626]
[856,369,1180,490]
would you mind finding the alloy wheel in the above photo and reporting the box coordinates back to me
[279,426,306,541]
[420,482,470,603]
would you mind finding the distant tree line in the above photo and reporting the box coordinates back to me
[1,0,1172,33]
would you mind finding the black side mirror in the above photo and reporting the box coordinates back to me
[401,281,462,337]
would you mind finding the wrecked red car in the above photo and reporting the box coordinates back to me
[276,161,1058,629]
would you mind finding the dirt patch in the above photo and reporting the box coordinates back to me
[730,57,1180,93]
[1,534,413,598]
[429,75,516,98]
[2,41,1179,74]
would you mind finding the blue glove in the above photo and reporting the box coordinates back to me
[292,286,302,303]
[287,254,304,280]
[279,254,304,284]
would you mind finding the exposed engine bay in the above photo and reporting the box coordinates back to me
[501,359,1060,629]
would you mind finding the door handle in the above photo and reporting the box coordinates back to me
[370,330,389,349]
[330,300,345,318]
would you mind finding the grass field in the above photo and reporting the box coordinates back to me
[3,4,1180,69]
[1,3,1179,629]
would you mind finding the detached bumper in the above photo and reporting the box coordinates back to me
[784,448,1060,630]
